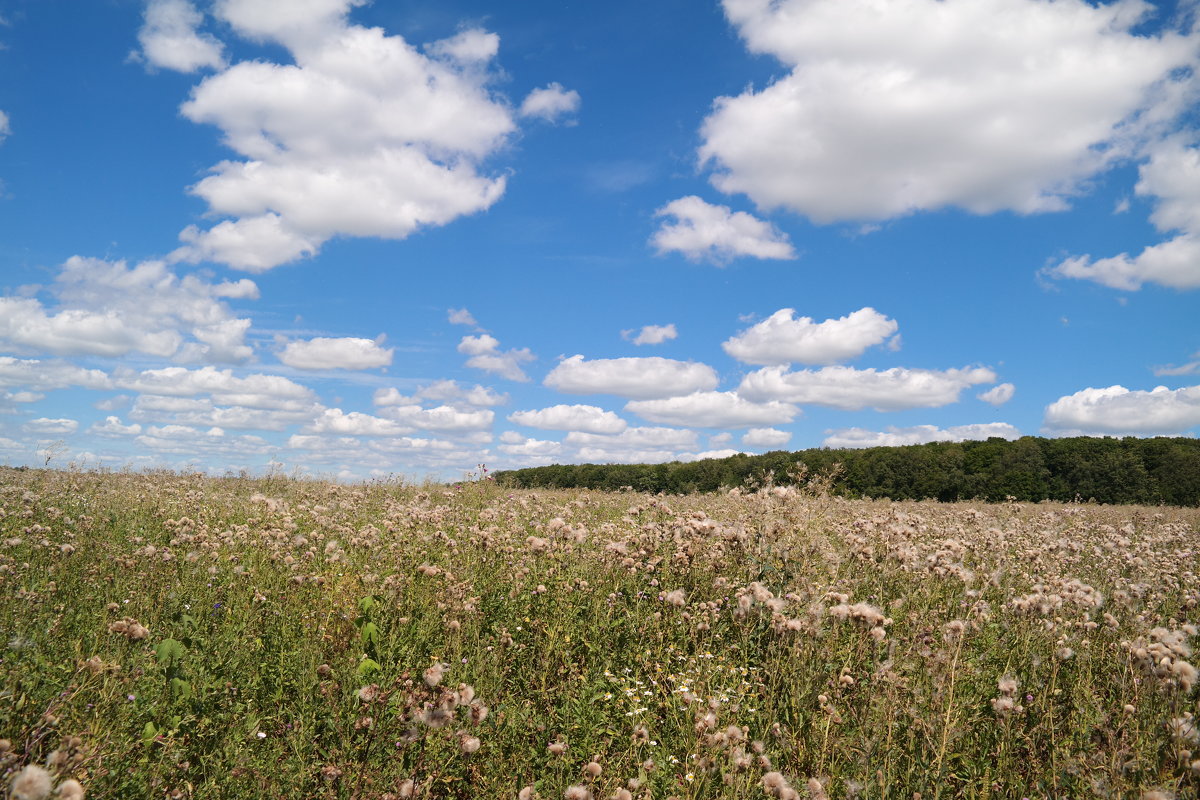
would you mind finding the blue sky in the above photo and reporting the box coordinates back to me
[0,0,1198,481]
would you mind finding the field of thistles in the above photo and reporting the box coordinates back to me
[0,466,1198,799]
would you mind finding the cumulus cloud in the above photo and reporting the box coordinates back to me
[1043,384,1200,435]
[305,408,410,437]
[168,0,533,270]
[623,324,677,346]
[448,308,480,327]
[378,404,494,432]
[565,426,699,453]
[0,257,256,362]
[978,382,1015,406]
[498,435,563,459]
[23,417,79,435]
[457,334,535,382]
[738,365,997,410]
[702,0,1198,223]
[278,336,393,370]
[116,366,316,409]
[544,355,718,399]
[135,0,226,73]
[1049,140,1200,290]
[375,380,507,408]
[741,427,792,448]
[129,394,316,431]
[651,196,795,263]
[625,391,799,428]
[723,307,898,365]
[519,82,581,122]
[508,404,627,435]
[822,422,1022,449]
[0,358,111,392]
[90,417,143,437]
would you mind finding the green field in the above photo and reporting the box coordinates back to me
[1,467,1198,799]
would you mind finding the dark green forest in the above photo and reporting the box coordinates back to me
[493,436,1200,506]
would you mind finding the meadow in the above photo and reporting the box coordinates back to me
[1,466,1198,799]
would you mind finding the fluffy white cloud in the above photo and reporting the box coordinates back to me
[651,196,795,263]
[741,427,792,448]
[305,408,410,436]
[509,404,627,435]
[279,336,393,370]
[375,380,507,408]
[0,358,111,392]
[822,422,1022,449]
[135,423,272,456]
[562,426,701,463]
[1050,140,1200,290]
[498,436,563,458]
[0,110,9,144]
[448,308,480,327]
[457,335,535,382]
[129,395,315,431]
[0,257,255,362]
[702,0,1198,223]
[23,417,79,435]
[625,391,799,428]
[738,365,997,410]
[1043,384,1200,435]
[544,355,718,399]
[623,324,677,346]
[90,417,143,437]
[136,0,226,73]
[723,307,898,365]
[169,2,527,270]
[519,82,581,122]
[379,404,494,432]
[116,366,316,409]
[978,382,1015,406]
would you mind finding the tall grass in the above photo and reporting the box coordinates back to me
[1,466,1197,799]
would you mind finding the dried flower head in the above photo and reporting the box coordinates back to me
[9,765,53,800]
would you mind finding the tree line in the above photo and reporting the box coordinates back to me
[492,436,1200,506]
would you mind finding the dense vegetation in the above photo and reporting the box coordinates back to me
[1,467,1198,799]
[494,436,1200,506]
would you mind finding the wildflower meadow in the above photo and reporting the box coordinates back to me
[1,466,1198,799]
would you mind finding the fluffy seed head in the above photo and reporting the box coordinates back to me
[9,765,53,800]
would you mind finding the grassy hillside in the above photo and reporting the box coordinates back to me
[1,467,1198,799]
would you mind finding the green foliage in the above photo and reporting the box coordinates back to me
[495,436,1200,505]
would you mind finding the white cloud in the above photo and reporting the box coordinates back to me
[90,417,143,437]
[23,417,79,435]
[457,335,535,382]
[978,382,1015,406]
[498,436,563,458]
[378,404,494,432]
[723,307,898,365]
[375,380,507,408]
[544,355,718,399]
[1050,139,1200,290]
[741,427,792,448]
[519,82,581,122]
[702,0,1198,223]
[0,256,255,362]
[135,423,272,456]
[116,366,316,409]
[738,365,997,410]
[169,2,527,270]
[822,422,1022,449]
[623,324,678,346]
[0,110,9,144]
[129,395,315,431]
[651,196,795,263]
[136,0,226,73]
[625,391,799,428]
[448,308,480,327]
[425,28,500,63]
[175,214,321,273]
[565,426,699,452]
[1043,384,1200,435]
[1154,356,1200,377]
[0,358,111,392]
[509,404,627,435]
[305,408,410,436]
[278,336,393,370]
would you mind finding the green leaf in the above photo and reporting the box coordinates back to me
[141,721,158,746]
[156,638,186,667]
[357,595,378,616]
[357,657,381,676]
[359,622,381,649]
[170,677,193,700]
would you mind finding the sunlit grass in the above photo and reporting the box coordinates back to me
[1,466,1197,799]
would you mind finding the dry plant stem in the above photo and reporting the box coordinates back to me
[931,632,966,800]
